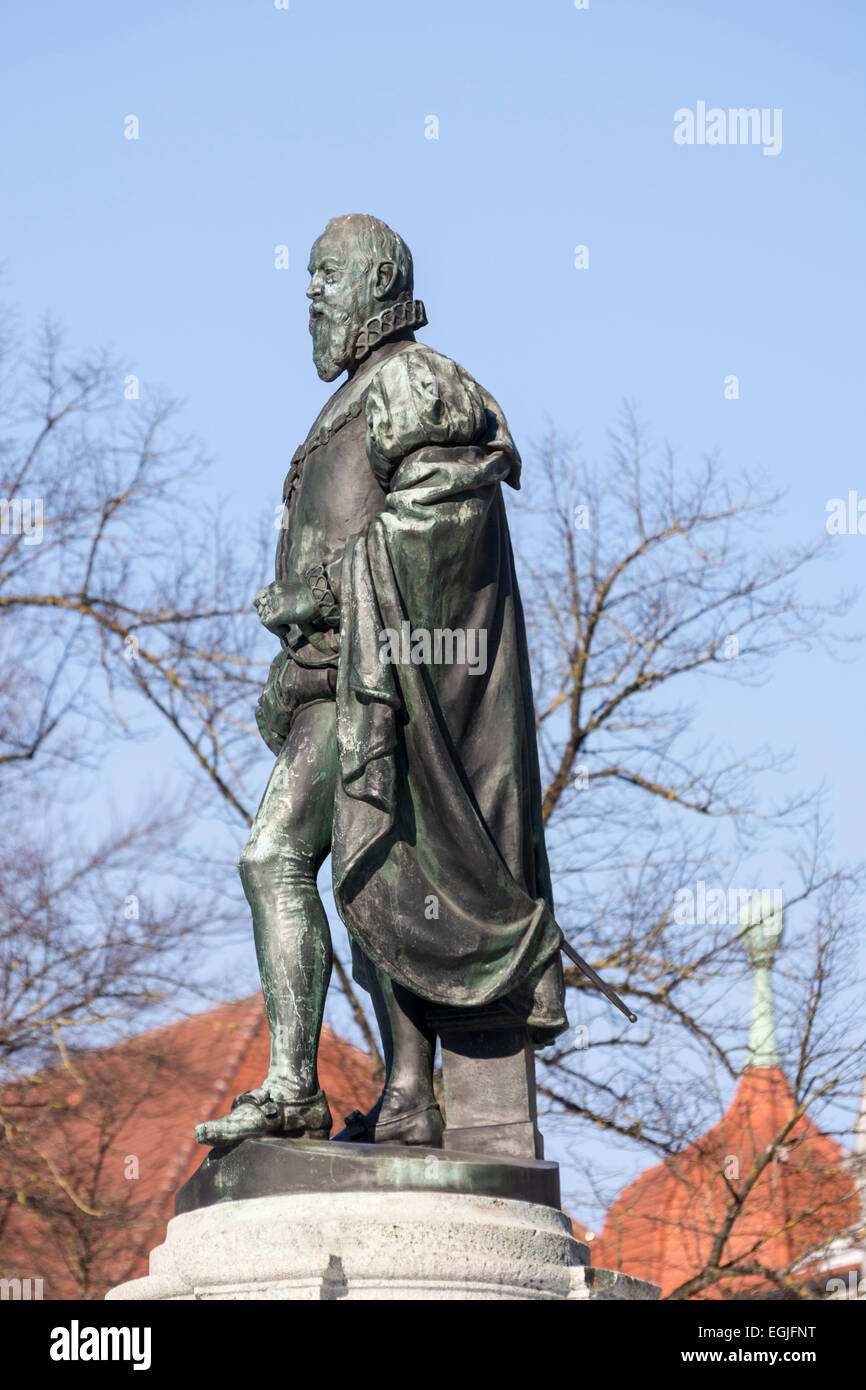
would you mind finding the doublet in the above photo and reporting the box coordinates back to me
[274,324,491,662]
[277,368,389,616]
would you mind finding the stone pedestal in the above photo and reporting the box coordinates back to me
[106,1139,659,1302]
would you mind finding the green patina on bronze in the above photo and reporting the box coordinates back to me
[178,1135,562,1212]
[195,215,568,1151]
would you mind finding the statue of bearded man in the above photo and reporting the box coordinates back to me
[196,214,568,1149]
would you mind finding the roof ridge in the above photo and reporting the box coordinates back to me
[113,994,264,1052]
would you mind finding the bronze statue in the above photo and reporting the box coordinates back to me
[195,215,570,1150]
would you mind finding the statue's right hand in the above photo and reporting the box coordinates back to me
[253,582,291,633]
[254,579,317,633]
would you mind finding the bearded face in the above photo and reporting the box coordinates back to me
[306,229,386,381]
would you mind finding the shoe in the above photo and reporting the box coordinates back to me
[332,1102,443,1147]
[195,1088,332,1146]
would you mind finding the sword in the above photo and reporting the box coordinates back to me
[559,935,637,1024]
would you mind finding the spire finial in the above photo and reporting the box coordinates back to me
[739,891,784,1069]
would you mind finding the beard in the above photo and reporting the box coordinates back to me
[309,306,358,382]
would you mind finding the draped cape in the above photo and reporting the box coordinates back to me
[330,345,567,1040]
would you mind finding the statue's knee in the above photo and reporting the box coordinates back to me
[239,831,317,899]
[238,835,276,895]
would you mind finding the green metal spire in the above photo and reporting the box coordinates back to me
[739,891,784,1069]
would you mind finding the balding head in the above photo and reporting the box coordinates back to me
[323,214,414,300]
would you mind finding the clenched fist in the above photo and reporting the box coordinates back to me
[252,579,316,633]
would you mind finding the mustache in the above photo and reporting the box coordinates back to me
[309,303,350,325]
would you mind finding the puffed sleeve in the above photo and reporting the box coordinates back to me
[365,347,489,487]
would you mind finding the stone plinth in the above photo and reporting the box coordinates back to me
[106,1139,659,1302]
[428,1003,546,1160]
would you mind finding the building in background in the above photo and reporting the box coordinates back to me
[3,931,863,1301]
[592,901,865,1299]
[0,997,378,1300]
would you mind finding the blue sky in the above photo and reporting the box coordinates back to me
[2,0,864,1215]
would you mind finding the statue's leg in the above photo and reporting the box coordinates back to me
[195,698,337,1145]
[240,697,337,1102]
[369,969,437,1117]
[334,966,443,1145]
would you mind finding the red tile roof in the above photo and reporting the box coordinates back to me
[591,1067,861,1298]
[0,996,378,1299]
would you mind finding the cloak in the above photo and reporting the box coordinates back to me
[330,345,568,1041]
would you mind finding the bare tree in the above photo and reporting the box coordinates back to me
[0,308,382,1148]
[0,311,382,1052]
[509,413,864,1296]
[3,302,861,1297]
[0,314,270,812]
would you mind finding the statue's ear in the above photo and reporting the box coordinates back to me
[373,259,396,300]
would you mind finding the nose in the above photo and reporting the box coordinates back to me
[306,275,323,301]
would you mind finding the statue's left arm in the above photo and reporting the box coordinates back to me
[363,346,491,490]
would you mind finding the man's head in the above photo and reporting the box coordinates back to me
[307,214,414,381]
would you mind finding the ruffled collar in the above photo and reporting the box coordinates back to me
[353,298,427,362]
